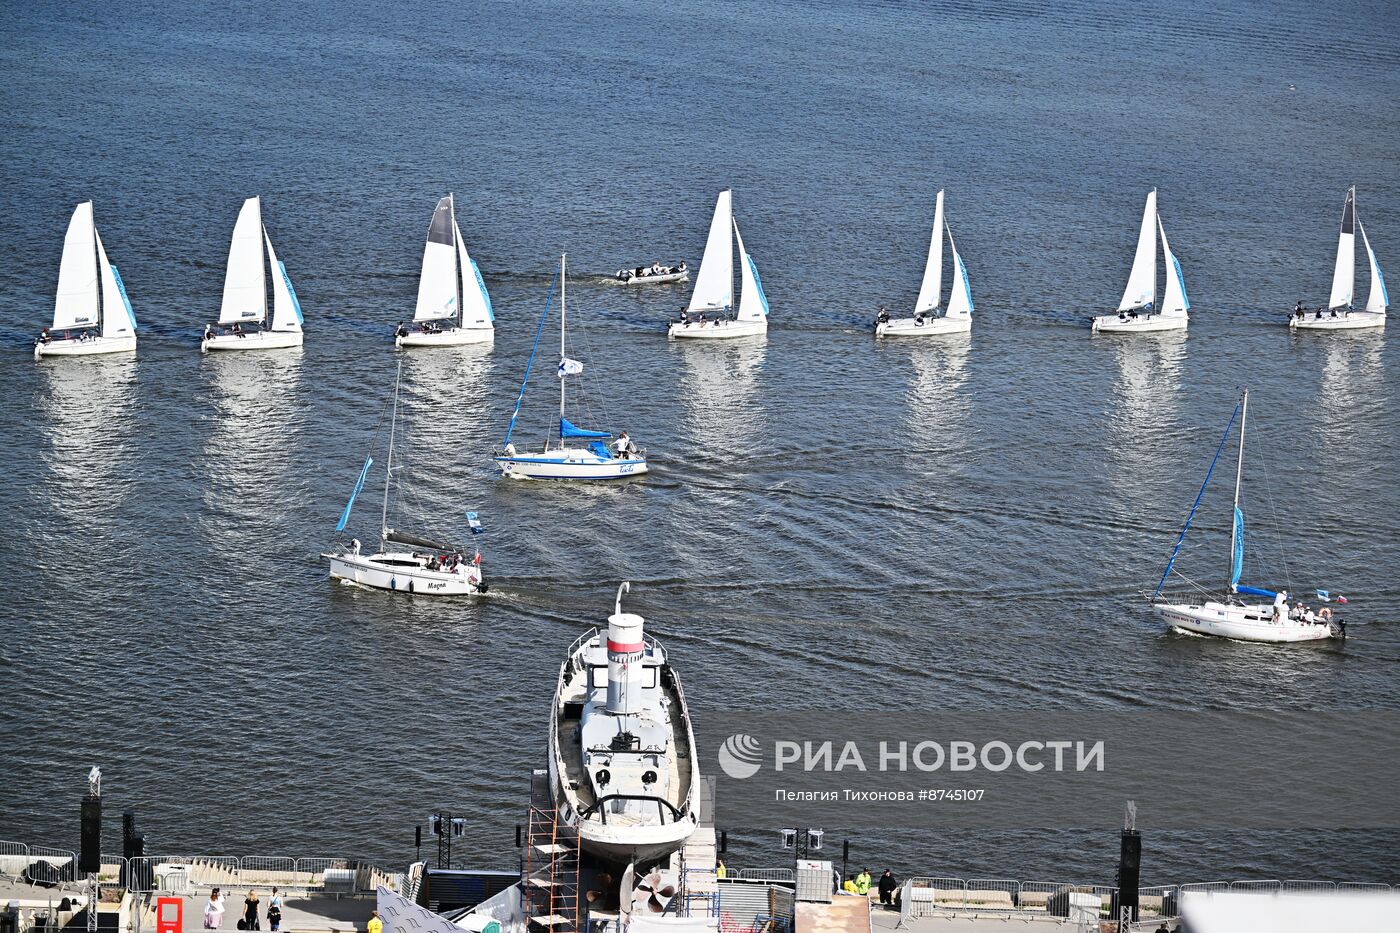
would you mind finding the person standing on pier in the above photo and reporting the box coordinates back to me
[855,869,872,895]
[243,890,261,930]
[267,889,282,932]
[204,889,225,930]
[368,910,384,933]
[877,870,897,908]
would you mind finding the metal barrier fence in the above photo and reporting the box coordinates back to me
[907,877,1399,921]
[29,846,78,885]
[732,868,795,883]
[1,841,31,880]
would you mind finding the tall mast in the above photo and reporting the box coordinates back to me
[382,359,403,548]
[1152,188,1160,312]
[1229,389,1248,587]
[451,193,464,326]
[91,203,104,328]
[560,253,568,431]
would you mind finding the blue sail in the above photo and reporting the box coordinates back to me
[336,456,374,531]
[278,261,305,324]
[1230,507,1245,590]
[1236,585,1278,599]
[109,264,138,330]
[1153,399,1242,598]
[561,417,610,439]
[746,254,770,317]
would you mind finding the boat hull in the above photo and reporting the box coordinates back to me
[620,271,689,286]
[322,551,484,595]
[201,330,303,353]
[667,319,767,340]
[496,451,647,480]
[1155,602,1338,642]
[395,326,494,347]
[1091,314,1188,333]
[1288,311,1385,331]
[34,334,136,358]
[876,316,970,337]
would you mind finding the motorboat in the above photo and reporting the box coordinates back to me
[1151,389,1344,643]
[875,189,974,337]
[322,361,486,595]
[1288,186,1388,331]
[495,255,648,481]
[549,583,701,865]
[201,197,306,353]
[1091,190,1191,334]
[34,202,138,359]
[395,194,495,347]
[617,262,688,285]
[667,190,769,340]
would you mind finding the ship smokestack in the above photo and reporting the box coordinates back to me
[607,584,645,714]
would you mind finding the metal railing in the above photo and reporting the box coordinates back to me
[905,877,1398,921]
[1,841,32,880]
[732,868,795,883]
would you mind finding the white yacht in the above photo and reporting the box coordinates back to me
[201,197,306,352]
[1289,186,1388,330]
[322,362,485,595]
[667,190,769,339]
[1152,390,1344,643]
[875,189,974,337]
[1091,189,1190,334]
[549,583,701,864]
[34,202,138,359]
[395,194,495,347]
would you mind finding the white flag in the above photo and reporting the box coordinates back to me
[558,358,584,377]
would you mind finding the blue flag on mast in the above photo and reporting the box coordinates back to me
[466,511,484,535]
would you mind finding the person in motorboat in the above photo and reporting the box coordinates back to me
[651,261,664,276]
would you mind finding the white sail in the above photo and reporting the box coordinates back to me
[944,222,974,319]
[1358,218,1388,315]
[96,230,136,339]
[264,230,303,333]
[688,190,733,313]
[454,219,493,330]
[1328,187,1355,309]
[53,201,99,330]
[1158,216,1189,319]
[914,190,945,314]
[1118,190,1158,311]
[733,220,769,322]
[414,195,459,323]
[220,197,266,324]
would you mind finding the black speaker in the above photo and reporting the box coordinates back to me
[1116,829,1142,921]
[79,795,102,874]
[415,825,422,849]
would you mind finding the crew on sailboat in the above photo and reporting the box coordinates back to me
[615,432,633,457]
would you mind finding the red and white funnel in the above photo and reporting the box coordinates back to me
[607,582,645,714]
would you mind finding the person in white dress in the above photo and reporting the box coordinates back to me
[204,889,225,929]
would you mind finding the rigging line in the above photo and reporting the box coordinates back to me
[1153,397,1243,599]
[1255,434,1293,593]
[503,268,561,447]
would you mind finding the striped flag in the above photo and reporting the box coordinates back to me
[1316,590,1330,602]
[467,511,484,535]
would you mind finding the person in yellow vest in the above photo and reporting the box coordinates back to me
[855,870,872,895]
[842,876,859,895]
[367,911,383,933]
[716,860,727,879]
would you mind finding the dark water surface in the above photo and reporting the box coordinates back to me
[2,0,1398,885]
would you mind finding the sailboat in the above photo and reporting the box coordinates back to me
[34,202,138,359]
[1152,390,1344,643]
[201,197,305,352]
[321,362,486,595]
[1289,186,1388,331]
[875,189,974,337]
[395,194,495,347]
[549,582,701,863]
[667,190,769,340]
[495,255,647,480]
[1091,190,1190,334]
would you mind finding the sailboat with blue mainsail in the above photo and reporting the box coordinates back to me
[1152,389,1344,642]
[495,254,647,480]
[321,360,486,595]
[1289,186,1388,330]
[1091,190,1190,334]
[875,189,974,337]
